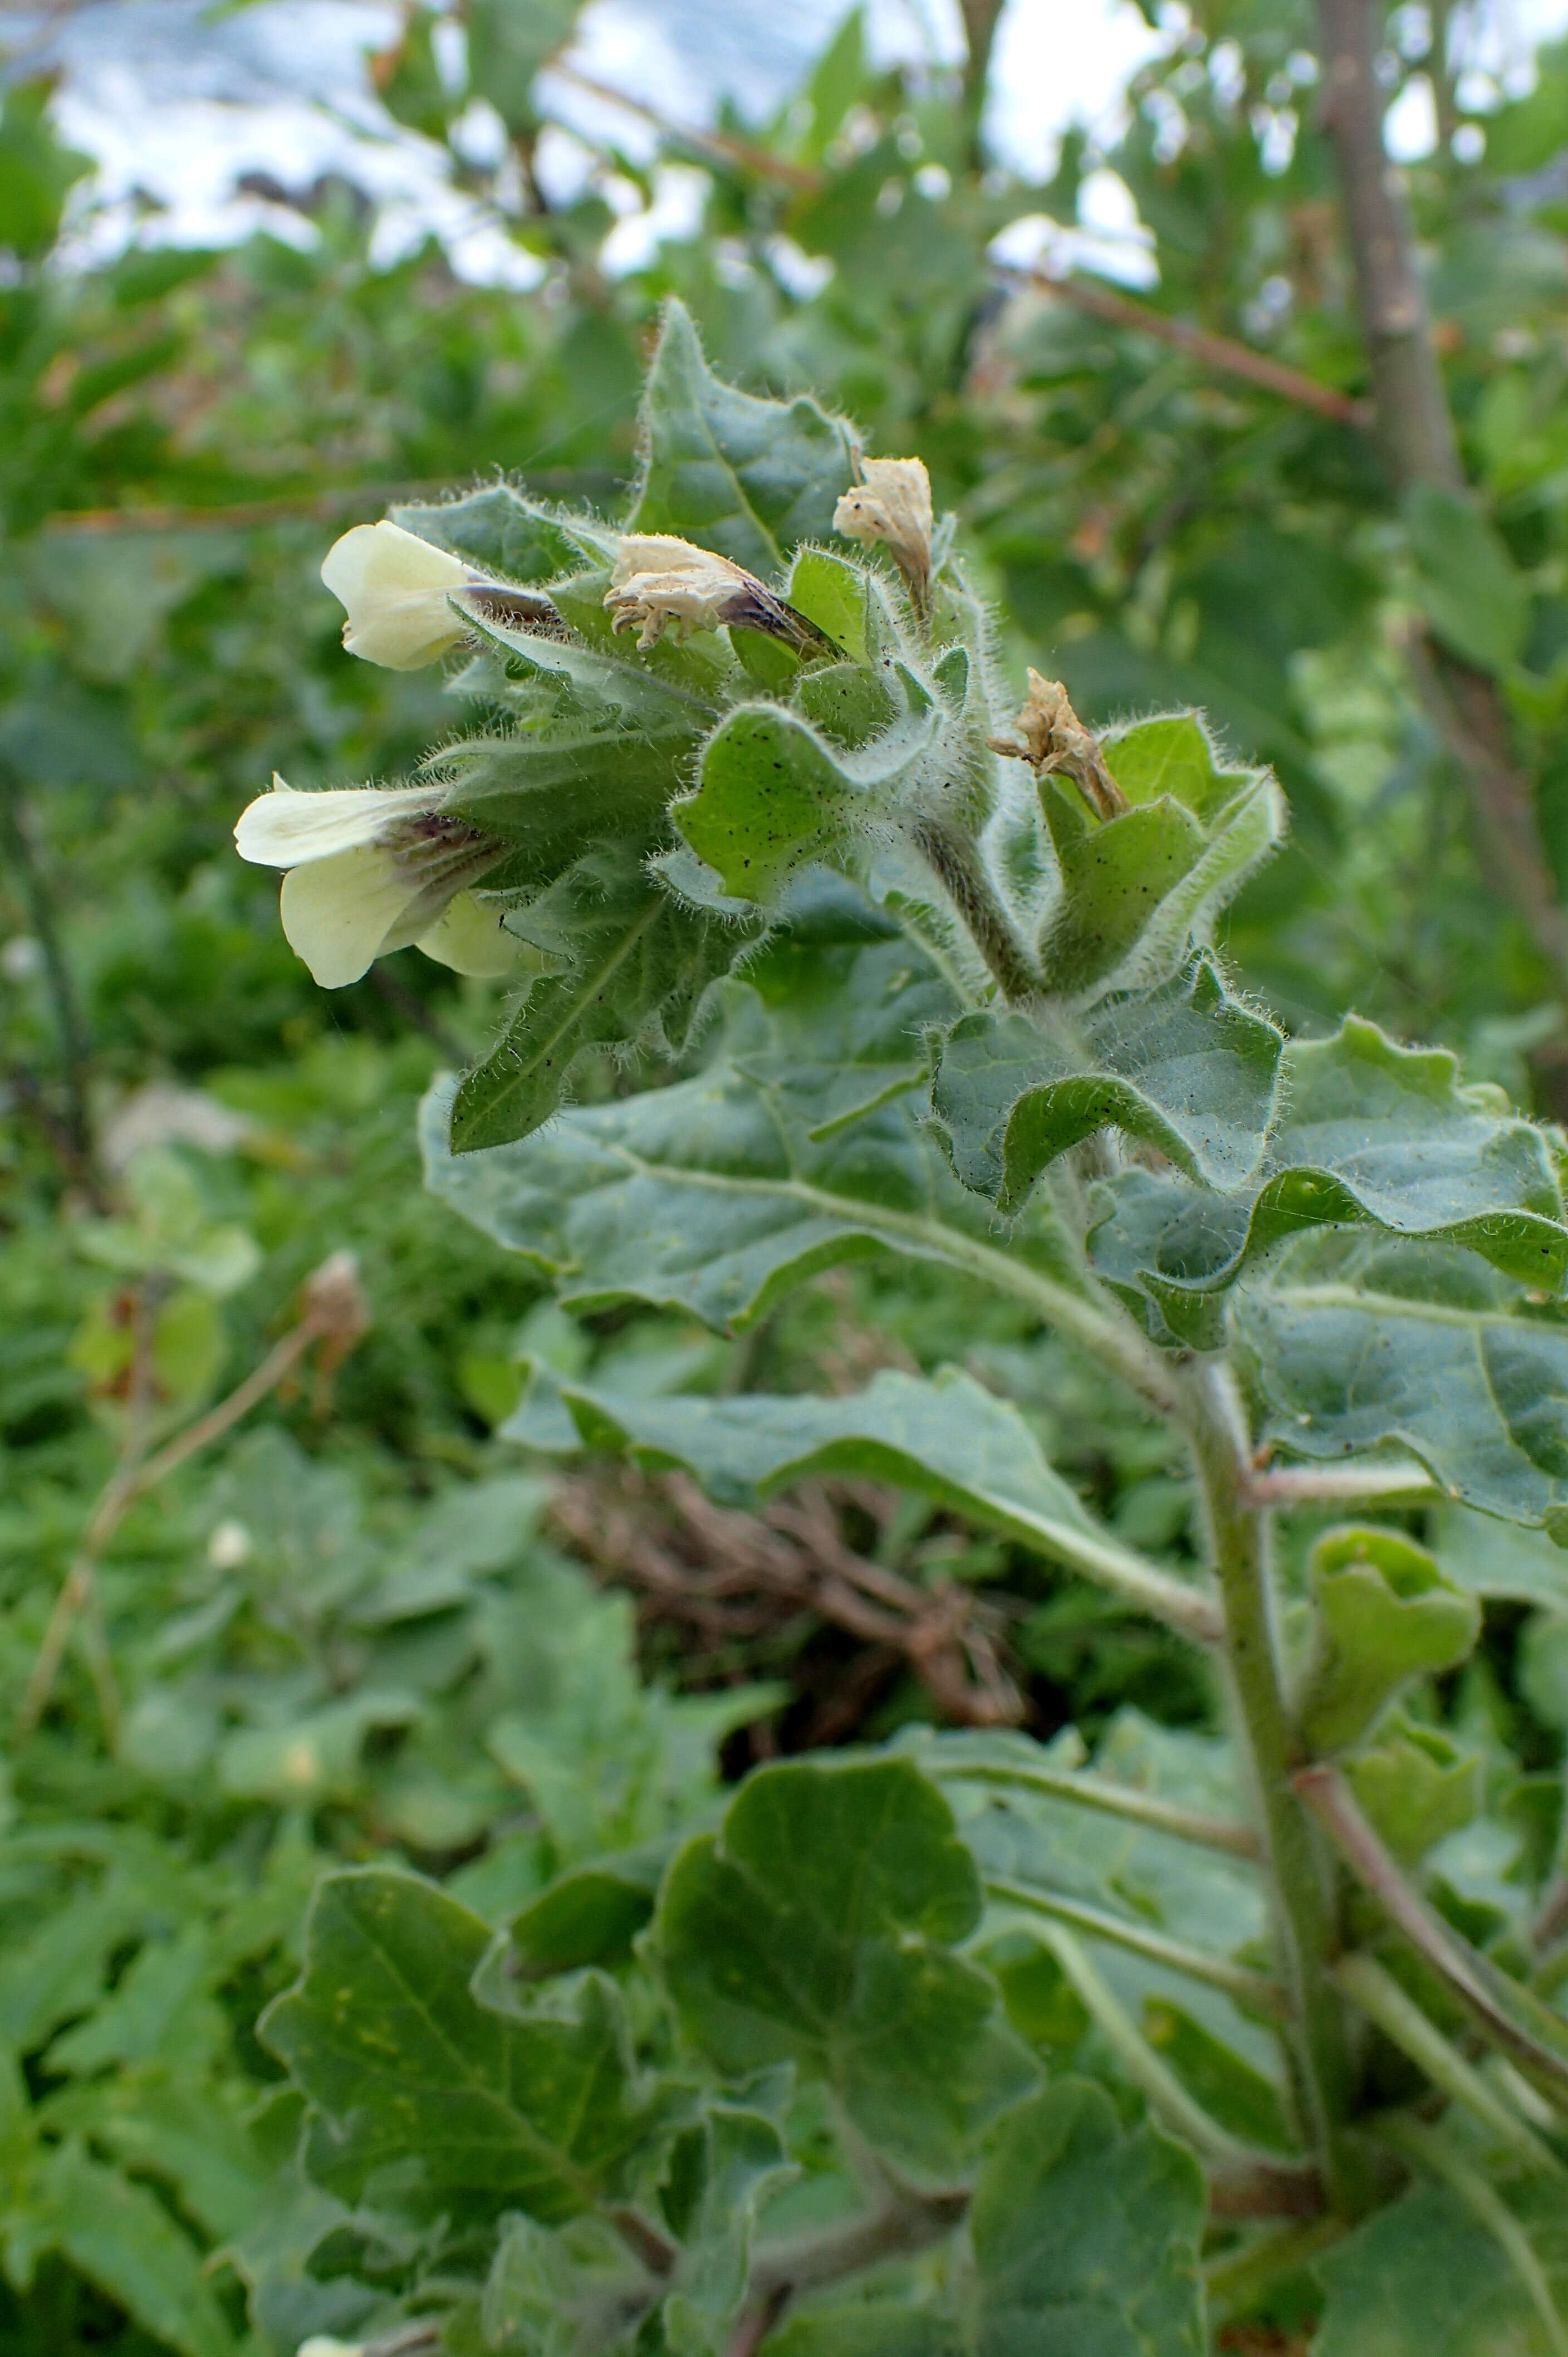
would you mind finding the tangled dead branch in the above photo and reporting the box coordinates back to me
[547,1469,1023,1743]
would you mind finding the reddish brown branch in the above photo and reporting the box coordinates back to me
[548,1469,1024,1733]
[999,265,1372,429]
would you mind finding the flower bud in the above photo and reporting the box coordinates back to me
[833,457,934,600]
[988,670,1128,823]
[320,521,478,669]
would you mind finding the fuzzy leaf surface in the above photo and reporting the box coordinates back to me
[1091,1018,1568,1345]
[675,701,939,903]
[391,485,599,580]
[932,955,1282,1211]
[1235,1234,1568,1533]
[423,916,1068,1333]
[259,1868,660,2225]
[1033,712,1286,999]
[450,854,759,1154]
[628,300,857,575]
[656,1757,1038,2176]
[969,2082,1207,2357]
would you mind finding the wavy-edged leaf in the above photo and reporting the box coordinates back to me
[932,955,1282,1211]
[422,913,1069,1334]
[1344,1720,1483,1865]
[1034,710,1286,1000]
[656,1757,1037,2177]
[1299,1527,1481,1753]
[504,1363,1217,1637]
[1092,1018,1568,1346]
[259,1867,665,2226]
[1234,1233,1568,1534]
[970,2081,1207,2357]
[628,299,858,575]
[450,854,761,1154]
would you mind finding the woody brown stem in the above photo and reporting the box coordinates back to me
[1315,0,1568,987]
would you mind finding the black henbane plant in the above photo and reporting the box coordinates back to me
[244,306,1568,2357]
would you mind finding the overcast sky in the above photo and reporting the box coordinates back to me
[7,0,1568,285]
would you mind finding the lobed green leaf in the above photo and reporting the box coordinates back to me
[656,1757,1038,2176]
[260,1867,665,2226]
[1234,1233,1568,1534]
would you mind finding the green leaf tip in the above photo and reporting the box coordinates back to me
[629,298,860,578]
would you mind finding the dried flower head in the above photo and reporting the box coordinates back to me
[988,670,1128,823]
[833,457,934,599]
[604,531,827,657]
[234,776,518,987]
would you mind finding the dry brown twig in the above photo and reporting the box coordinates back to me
[548,1467,1024,1735]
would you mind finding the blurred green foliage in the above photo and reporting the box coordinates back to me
[3,2,1568,2348]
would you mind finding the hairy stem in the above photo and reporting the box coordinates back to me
[910,817,1042,1006]
[1298,1763,1568,2110]
[1244,1459,1435,1507]
[1184,1366,1362,2213]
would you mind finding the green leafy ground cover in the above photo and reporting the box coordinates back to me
[4,6,1568,2353]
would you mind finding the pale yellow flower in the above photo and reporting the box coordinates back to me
[235,776,517,987]
[833,457,934,597]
